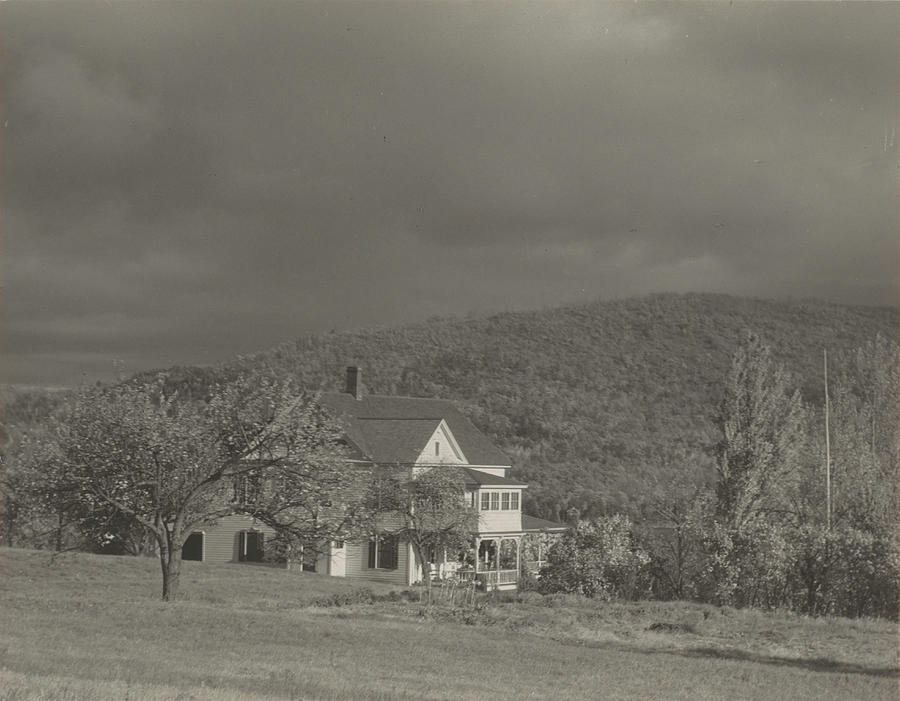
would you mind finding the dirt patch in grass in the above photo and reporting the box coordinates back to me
[647,621,698,634]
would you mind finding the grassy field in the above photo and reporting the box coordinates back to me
[0,548,897,700]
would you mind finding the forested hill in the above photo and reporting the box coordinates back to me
[7,293,897,521]
[221,293,894,521]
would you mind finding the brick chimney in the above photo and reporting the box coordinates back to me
[345,366,362,400]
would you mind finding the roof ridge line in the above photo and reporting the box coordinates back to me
[356,416,444,421]
[321,392,456,402]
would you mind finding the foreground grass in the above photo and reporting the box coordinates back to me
[0,548,896,700]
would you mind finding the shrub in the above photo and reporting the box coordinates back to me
[539,516,650,600]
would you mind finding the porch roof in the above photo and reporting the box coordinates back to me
[521,515,569,532]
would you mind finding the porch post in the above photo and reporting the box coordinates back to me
[516,536,521,576]
[475,537,481,573]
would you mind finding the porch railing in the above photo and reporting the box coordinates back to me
[476,569,518,589]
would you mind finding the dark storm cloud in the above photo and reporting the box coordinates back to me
[1,2,897,386]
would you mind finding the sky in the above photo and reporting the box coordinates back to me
[1,2,897,388]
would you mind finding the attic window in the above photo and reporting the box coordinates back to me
[435,441,440,456]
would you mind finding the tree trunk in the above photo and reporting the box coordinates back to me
[411,541,432,595]
[158,532,183,601]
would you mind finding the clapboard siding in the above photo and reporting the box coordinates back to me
[478,508,523,534]
[343,540,410,586]
[200,515,275,564]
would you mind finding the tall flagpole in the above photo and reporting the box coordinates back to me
[824,349,832,531]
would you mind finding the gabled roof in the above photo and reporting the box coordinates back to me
[356,418,442,464]
[461,467,527,488]
[320,393,510,466]
[522,515,569,532]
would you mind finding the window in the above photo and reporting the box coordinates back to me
[367,534,398,570]
[435,441,440,456]
[238,531,264,562]
[479,490,521,511]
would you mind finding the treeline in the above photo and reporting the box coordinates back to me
[534,333,899,620]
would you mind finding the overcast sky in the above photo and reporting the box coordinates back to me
[1,2,897,387]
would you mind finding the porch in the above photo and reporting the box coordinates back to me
[473,536,520,591]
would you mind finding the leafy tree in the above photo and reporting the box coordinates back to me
[701,334,808,608]
[714,333,807,530]
[371,465,478,590]
[15,373,357,600]
[830,334,899,534]
[3,422,84,552]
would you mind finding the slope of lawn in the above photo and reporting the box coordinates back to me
[0,548,897,701]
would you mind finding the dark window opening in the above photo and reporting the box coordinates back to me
[302,549,317,572]
[183,532,203,561]
[238,531,265,562]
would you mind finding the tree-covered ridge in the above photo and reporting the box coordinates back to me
[5,293,897,522]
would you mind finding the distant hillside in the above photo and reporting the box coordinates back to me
[7,294,898,521]
[221,293,894,520]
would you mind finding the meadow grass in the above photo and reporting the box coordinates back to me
[0,548,896,700]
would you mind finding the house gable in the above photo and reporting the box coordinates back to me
[354,418,443,464]
[415,420,468,465]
